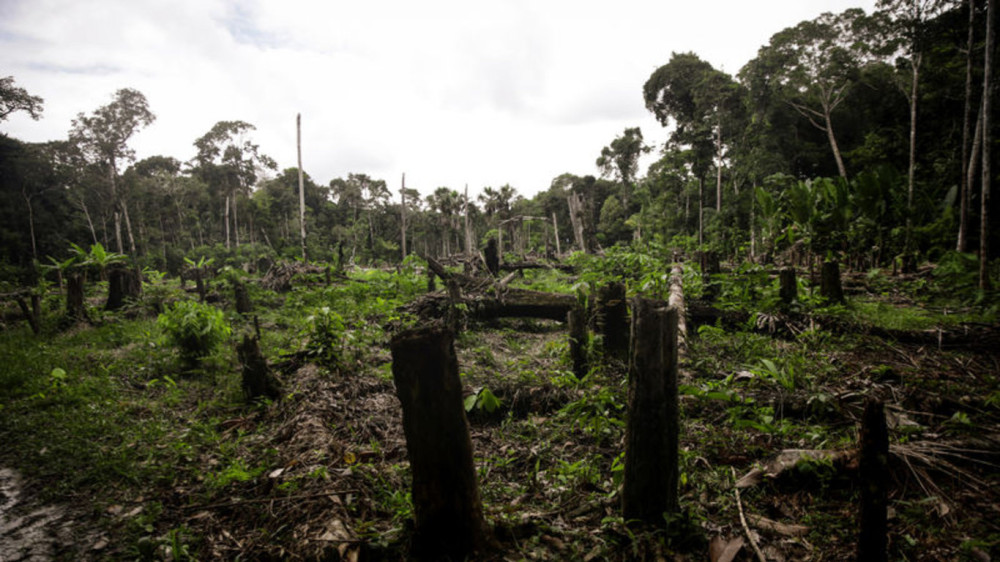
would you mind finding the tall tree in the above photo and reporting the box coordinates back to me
[747,9,879,178]
[193,120,276,248]
[70,88,155,255]
[596,127,650,210]
[876,0,947,261]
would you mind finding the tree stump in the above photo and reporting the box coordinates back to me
[820,260,844,304]
[700,251,721,302]
[390,325,487,559]
[484,238,500,277]
[598,282,628,360]
[426,267,436,292]
[233,280,252,315]
[568,305,588,380]
[858,398,889,562]
[622,299,679,526]
[779,267,797,305]
[105,267,142,311]
[65,273,88,323]
[237,334,281,401]
[194,269,207,303]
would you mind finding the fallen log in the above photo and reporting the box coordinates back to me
[405,288,577,322]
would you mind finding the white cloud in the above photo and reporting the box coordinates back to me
[1,0,875,200]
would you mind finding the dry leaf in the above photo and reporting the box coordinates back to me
[709,535,744,562]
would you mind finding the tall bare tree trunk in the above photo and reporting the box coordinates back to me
[464,184,473,256]
[905,53,922,261]
[981,0,995,290]
[22,190,37,261]
[297,113,307,261]
[698,176,704,246]
[122,197,137,255]
[233,192,240,247]
[401,173,407,261]
[224,194,231,249]
[552,212,561,256]
[716,124,723,213]
[109,164,124,254]
[825,108,847,178]
[958,0,977,252]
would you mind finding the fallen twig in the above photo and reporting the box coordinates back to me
[732,467,766,562]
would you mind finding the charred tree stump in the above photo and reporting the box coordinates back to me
[779,267,798,306]
[65,273,88,324]
[700,251,721,302]
[16,294,41,335]
[390,325,487,559]
[858,398,889,562]
[820,260,844,304]
[237,333,281,401]
[105,267,142,311]
[484,238,500,277]
[194,269,207,303]
[623,299,679,526]
[426,267,436,292]
[598,282,628,360]
[568,305,588,380]
[233,280,252,315]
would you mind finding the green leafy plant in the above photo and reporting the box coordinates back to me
[465,387,502,413]
[157,300,231,366]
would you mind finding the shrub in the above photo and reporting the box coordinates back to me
[157,300,231,365]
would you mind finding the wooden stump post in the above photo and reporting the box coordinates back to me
[390,325,487,559]
[598,282,628,360]
[106,267,142,311]
[858,398,889,562]
[484,238,500,277]
[820,260,844,304]
[700,251,721,302]
[65,273,87,323]
[194,269,207,302]
[233,280,252,315]
[568,305,588,380]
[622,299,679,526]
[237,333,281,401]
[779,267,797,305]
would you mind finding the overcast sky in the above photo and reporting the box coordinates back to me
[1,0,875,200]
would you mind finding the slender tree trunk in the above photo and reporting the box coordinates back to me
[716,123,723,213]
[297,113,307,261]
[224,193,231,249]
[233,192,241,247]
[122,197,137,255]
[401,173,407,261]
[981,0,995,290]
[109,164,124,254]
[959,0,977,252]
[22,191,37,261]
[79,197,99,245]
[698,176,704,246]
[905,54,922,260]
[552,212,561,256]
[464,184,473,256]
[825,108,848,178]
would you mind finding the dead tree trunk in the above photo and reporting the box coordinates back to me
[194,269,207,303]
[65,273,88,324]
[779,267,797,306]
[16,294,41,335]
[858,398,889,562]
[820,261,844,304]
[105,267,142,311]
[623,299,679,526]
[598,282,628,360]
[568,305,588,380]
[237,332,281,401]
[233,280,252,315]
[484,238,500,277]
[390,325,487,559]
